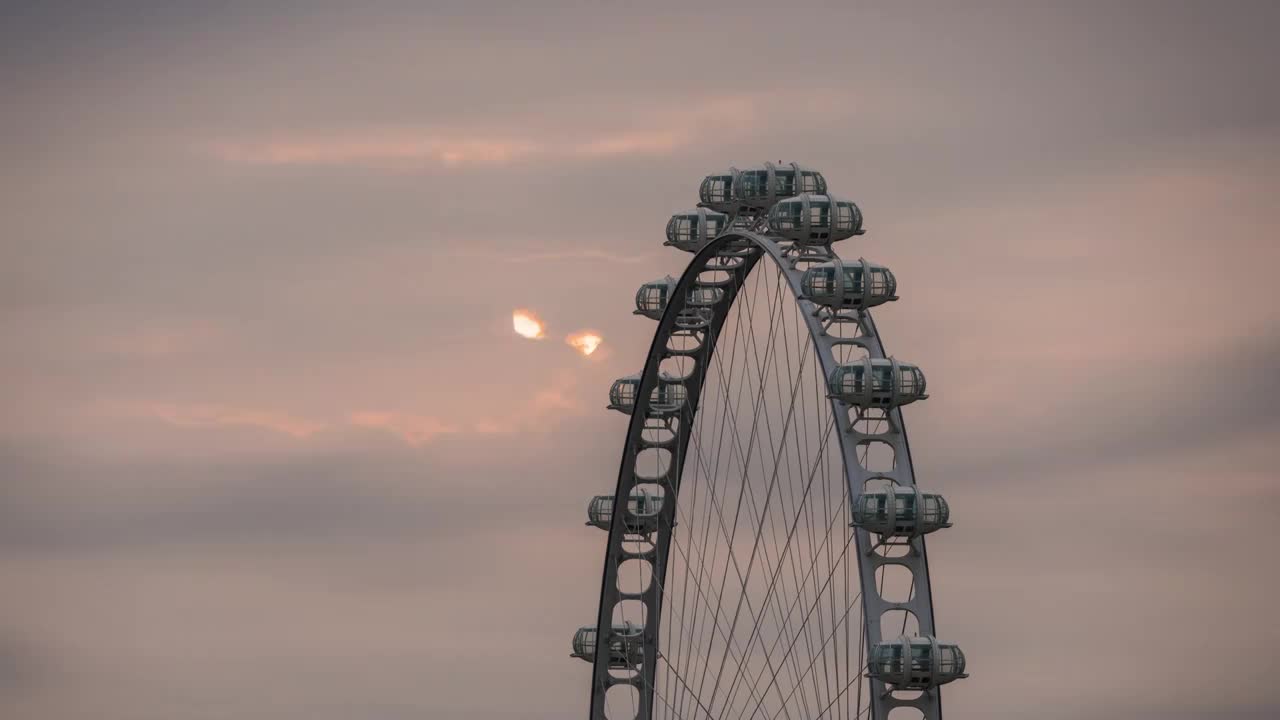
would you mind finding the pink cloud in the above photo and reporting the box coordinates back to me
[207,136,542,169]
[201,94,765,169]
[144,402,326,438]
[348,411,457,446]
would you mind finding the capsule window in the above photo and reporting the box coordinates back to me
[737,170,769,199]
[871,365,894,394]
[802,266,836,297]
[701,175,733,204]
[772,201,803,231]
[808,200,831,233]
[636,284,668,314]
[706,214,725,237]
[835,203,854,231]
[870,268,892,297]
[611,379,639,409]
[799,171,824,193]
[773,169,796,196]
[671,216,696,244]
[687,285,724,307]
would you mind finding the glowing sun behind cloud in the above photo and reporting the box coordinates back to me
[566,331,603,356]
[512,309,546,339]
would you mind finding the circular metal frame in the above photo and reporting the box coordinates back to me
[587,225,949,720]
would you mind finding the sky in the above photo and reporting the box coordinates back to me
[2,1,1279,718]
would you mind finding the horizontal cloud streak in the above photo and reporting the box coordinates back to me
[200,95,761,169]
[142,402,326,439]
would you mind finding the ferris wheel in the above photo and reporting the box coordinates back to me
[571,163,967,720]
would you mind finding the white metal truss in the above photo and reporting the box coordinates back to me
[580,171,962,720]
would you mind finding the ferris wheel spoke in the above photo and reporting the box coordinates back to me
[680,267,849,717]
[677,268,768,720]
[718,269,820,719]
[695,267,801,720]
[724,417,847,716]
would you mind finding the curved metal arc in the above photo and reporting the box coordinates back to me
[590,235,763,720]
[589,232,942,720]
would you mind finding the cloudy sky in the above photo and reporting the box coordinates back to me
[3,1,1279,718]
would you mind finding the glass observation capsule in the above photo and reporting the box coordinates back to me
[801,259,897,310]
[867,635,967,690]
[608,373,688,415]
[852,486,951,538]
[733,162,826,211]
[766,194,864,244]
[698,170,739,213]
[586,491,664,532]
[828,358,927,408]
[635,276,726,322]
[635,275,677,319]
[570,622,644,667]
[665,208,728,253]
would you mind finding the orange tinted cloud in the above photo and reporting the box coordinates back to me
[565,330,603,356]
[208,136,541,168]
[203,95,761,169]
[348,411,457,446]
[512,308,547,339]
[145,402,326,438]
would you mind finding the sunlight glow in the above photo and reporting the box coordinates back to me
[566,331,603,356]
[513,309,547,339]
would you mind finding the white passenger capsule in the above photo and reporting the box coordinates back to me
[586,491,664,533]
[635,276,726,323]
[608,373,688,415]
[570,622,644,666]
[635,276,678,320]
[852,486,951,538]
[867,635,967,689]
[665,208,728,252]
[828,358,927,408]
[801,258,897,310]
[733,162,826,211]
[766,194,863,244]
[698,170,740,213]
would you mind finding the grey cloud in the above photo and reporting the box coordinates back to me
[3,2,1280,719]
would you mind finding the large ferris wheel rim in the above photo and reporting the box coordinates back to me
[588,226,947,720]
